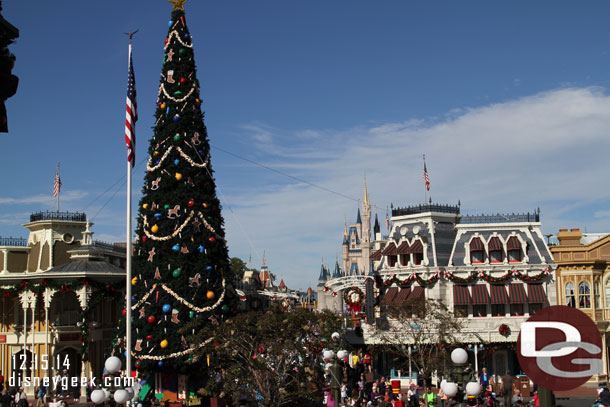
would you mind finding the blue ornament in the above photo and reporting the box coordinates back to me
[172,244,180,251]
[162,304,171,313]
[158,361,163,366]
[124,351,128,357]
[183,34,190,40]
[168,21,173,27]
[206,266,213,271]
[173,114,180,122]
[174,159,180,165]
[155,160,160,165]
[166,107,170,115]
[131,296,136,303]
[154,213,162,220]
[198,245,204,253]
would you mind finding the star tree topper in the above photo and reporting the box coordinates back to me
[169,0,188,10]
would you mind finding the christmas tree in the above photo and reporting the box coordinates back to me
[120,0,233,372]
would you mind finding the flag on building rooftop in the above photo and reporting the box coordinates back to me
[424,160,430,191]
[53,163,61,197]
[125,49,137,167]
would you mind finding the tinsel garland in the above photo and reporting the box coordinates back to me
[164,30,193,50]
[133,337,212,361]
[131,278,226,313]
[143,210,216,241]
[146,146,208,172]
[158,83,196,103]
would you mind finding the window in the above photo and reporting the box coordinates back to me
[579,281,591,309]
[387,255,397,267]
[410,240,424,266]
[473,304,487,317]
[566,282,576,308]
[492,304,506,317]
[470,238,485,264]
[507,236,522,263]
[510,303,524,316]
[529,303,543,314]
[595,281,601,309]
[454,305,468,318]
[413,252,424,265]
[488,237,503,263]
[400,254,409,266]
[605,279,610,308]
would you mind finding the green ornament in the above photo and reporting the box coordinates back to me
[173,133,181,142]
[174,90,183,96]
[179,48,186,56]
[221,304,229,313]
[172,269,181,278]
[207,216,213,221]
[189,311,194,318]
[188,356,194,362]
[164,204,170,210]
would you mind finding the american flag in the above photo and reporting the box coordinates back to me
[125,50,137,167]
[385,211,390,231]
[423,161,430,191]
[53,164,61,197]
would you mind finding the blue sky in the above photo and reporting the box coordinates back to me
[3,1,610,290]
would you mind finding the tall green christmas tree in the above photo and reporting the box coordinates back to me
[120,0,233,372]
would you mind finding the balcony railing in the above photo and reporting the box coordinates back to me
[30,211,87,222]
[0,237,27,247]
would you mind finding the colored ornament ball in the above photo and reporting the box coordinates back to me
[222,304,229,313]
[206,291,215,300]
[142,236,147,242]
[143,203,149,209]
[172,269,181,278]
[154,213,162,220]
[158,361,163,366]
[189,311,194,319]
[147,316,156,324]
[173,114,180,122]
[173,134,181,141]
[160,103,166,109]
[179,48,186,56]
[160,339,168,348]
[197,245,204,253]
[188,199,195,208]
[180,77,186,84]
[206,266,212,271]
[151,225,159,233]
[174,159,179,165]
[202,202,208,208]
[164,204,170,209]
[175,173,183,181]
[162,304,171,313]
[172,244,180,252]
[208,237,215,242]
[122,308,126,315]
[146,335,152,340]
[131,277,138,285]
[168,20,173,27]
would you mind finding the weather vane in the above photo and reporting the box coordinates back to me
[169,0,188,10]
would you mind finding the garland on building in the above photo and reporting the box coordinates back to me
[498,324,511,337]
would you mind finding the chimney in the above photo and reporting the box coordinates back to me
[557,228,582,246]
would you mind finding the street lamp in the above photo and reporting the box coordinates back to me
[90,356,138,405]
[440,348,481,407]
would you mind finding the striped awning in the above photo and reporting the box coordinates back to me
[528,284,546,304]
[470,238,484,251]
[509,283,528,304]
[453,285,471,306]
[490,285,509,304]
[410,286,425,300]
[370,250,382,261]
[409,240,423,254]
[396,241,411,255]
[488,237,502,251]
[380,287,399,306]
[392,287,411,305]
[382,243,398,256]
[472,284,490,304]
[507,236,521,250]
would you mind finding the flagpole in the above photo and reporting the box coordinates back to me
[423,154,427,204]
[125,33,135,382]
[56,162,60,212]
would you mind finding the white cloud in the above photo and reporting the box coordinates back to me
[221,87,610,290]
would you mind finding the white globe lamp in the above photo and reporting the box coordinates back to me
[90,390,106,405]
[450,348,468,365]
[113,389,129,404]
[337,350,348,360]
[102,389,110,401]
[323,350,334,360]
[331,332,340,341]
[443,382,458,397]
[440,379,447,392]
[466,382,482,397]
[125,387,135,400]
[105,356,122,374]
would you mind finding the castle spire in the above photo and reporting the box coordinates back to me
[363,172,370,209]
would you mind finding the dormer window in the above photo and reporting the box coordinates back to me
[382,243,398,268]
[411,239,424,265]
[507,236,522,263]
[488,237,503,263]
[470,238,485,263]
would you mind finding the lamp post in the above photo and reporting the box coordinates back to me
[440,348,481,407]
[323,331,347,406]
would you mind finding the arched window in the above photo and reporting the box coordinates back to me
[488,237,503,263]
[470,238,485,264]
[595,280,601,309]
[578,281,591,309]
[507,236,522,263]
[565,282,576,308]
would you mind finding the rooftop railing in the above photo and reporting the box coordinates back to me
[392,203,460,217]
[460,212,540,224]
[30,211,87,222]
[0,237,27,247]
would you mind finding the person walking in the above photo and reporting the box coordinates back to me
[479,367,490,390]
[422,387,436,407]
[500,372,514,407]
[599,384,610,407]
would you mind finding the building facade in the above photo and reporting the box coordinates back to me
[550,228,610,383]
[0,211,124,396]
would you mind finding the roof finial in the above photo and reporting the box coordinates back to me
[363,170,370,209]
[169,0,188,10]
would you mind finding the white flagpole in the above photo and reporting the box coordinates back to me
[423,154,427,204]
[56,162,60,212]
[125,38,133,381]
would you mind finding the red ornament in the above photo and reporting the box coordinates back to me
[142,236,147,242]
[122,309,127,316]
[3,291,10,297]
[164,39,168,45]
[180,77,186,84]
[41,280,48,286]
[188,199,195,208]
[147,315,156,324]
[208,237,215,242]
[146,335,153,340]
